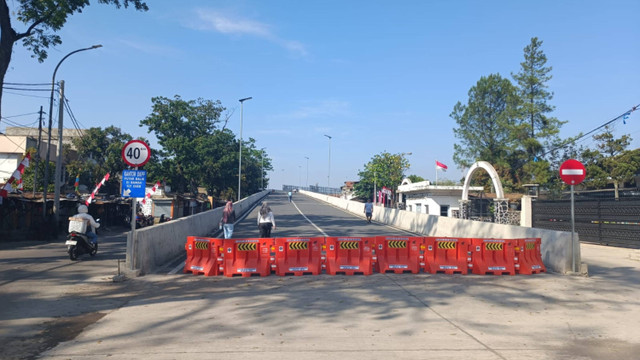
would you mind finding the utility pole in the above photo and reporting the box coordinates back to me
[33,106,44,197]
[53,80,65,228]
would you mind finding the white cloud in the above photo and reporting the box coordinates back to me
[189,9,307,56]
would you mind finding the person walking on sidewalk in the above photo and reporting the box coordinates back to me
[364,199,373,223]
[220,200,236,239]
[257,202,276,238]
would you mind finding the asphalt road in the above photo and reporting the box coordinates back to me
[1,191,639,359]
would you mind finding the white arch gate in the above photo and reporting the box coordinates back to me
[458,161,510,224]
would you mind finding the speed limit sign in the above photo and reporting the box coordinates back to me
[122,140,151,167]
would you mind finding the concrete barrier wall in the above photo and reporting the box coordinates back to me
[132,190,269,275]
[301,190,579,274]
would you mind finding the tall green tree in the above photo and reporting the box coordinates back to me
[140,95,271,199]
[0,0,148,121]
[582,126,639,199]
[141,95,226,195]
[354,151,410,202]
[451,73,521,188]
[511,37,566,185]
[66,126,139,194]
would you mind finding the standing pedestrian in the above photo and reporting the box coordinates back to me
[288,191,292,202]
[220,200,236,239]
[257,202,276,237]
[364,199,373,223]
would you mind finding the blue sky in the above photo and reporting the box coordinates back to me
[3,0,639,190]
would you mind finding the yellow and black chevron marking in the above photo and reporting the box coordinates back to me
[340,241,359,250]
[237,243,257,251]
[288,241,308,250]
[388,240,407,249]
[437,241,456,249]
[195,241,209,250]
[525,242,536,250]
[485,242,504,251]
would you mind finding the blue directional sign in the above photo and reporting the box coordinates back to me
[122,170,147,198]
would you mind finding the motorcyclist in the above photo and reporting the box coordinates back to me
[73,205,100,244]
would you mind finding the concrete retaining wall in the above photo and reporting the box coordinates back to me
[301,190,580,274]
[131,190,269,275]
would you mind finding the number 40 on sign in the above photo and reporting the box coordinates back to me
[122,140,151,168]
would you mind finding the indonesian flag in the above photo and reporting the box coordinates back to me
[436,160,448,171]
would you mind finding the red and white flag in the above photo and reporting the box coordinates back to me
[435,160,448,171]
[85,173,110,206]
[141,181,162,205]
[1,153,31,199]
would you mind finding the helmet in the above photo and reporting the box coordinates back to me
[78,205,88,214]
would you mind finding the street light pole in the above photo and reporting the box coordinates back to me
[42,44,102,222]
[324,134,331,189]
[238,97,252,201]
[261,149,264,190]
[304,156,309,188]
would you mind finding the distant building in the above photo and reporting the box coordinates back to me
[396,178,483,217]
[341,181,359,200]
[1,127,84,183]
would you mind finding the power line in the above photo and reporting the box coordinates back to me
[4,82,53,86]
[539,103,639,159]
[3,90,50,99]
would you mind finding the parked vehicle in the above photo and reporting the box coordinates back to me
[66,218,99,260]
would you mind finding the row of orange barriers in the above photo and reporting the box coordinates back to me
[184,236,546,277]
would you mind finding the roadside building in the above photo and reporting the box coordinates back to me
[396,178,483,217]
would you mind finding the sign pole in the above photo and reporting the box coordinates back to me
[560,159,585,274]
[571,184,576,272]
[121,139,151,272]
[127,167,137,271]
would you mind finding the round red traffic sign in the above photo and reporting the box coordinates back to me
[559,159,586,185]
[122,140,151,167]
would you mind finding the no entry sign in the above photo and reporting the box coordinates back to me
[560,159,586,185]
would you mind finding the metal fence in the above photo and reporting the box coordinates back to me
[283,184,342,196]
[532,198,640,248]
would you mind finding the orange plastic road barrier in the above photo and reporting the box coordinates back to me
[272,237,323,276]
[324,237,374,275]
[374,236,423,274]
[423,237,470,275]
[469,238,516,275]
[514,238,546,275]
[184,236,223,276]
[221,238,273,277]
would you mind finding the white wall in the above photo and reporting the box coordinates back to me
[302,190,580,274]
[131,190,269,275]
[406,195,459,217]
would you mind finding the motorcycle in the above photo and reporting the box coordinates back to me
[66,218,99,260]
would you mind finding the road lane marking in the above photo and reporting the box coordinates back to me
[291,201,329,237]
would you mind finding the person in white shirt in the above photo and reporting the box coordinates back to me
[257,202,276,238]
[73,205,100,244]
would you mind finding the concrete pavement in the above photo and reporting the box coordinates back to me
[2,192,639,359]
[42,194,640,359]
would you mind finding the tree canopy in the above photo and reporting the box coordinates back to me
[0,0,148,121]
[354,151,410,201]
[140,95,272,198]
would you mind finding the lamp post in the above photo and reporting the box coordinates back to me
[324,134,331,189]
[261,149,264,190]
[42,44,102,222]
[237,97,252,201]
[304,156,309,188]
